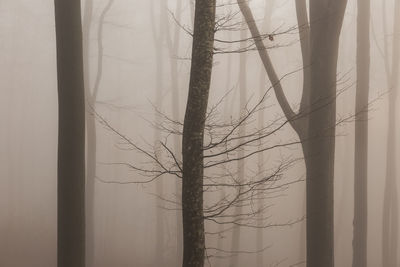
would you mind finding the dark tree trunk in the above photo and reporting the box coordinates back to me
[382,0,400,265]
[239,1,347,266]
[353,0,370,266]
[181,0,216,266]
[54,1,86,266]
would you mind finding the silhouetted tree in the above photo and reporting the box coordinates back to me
[353,0,370,266]
[181,0,216,266]
[54,0,86,266]
[238,1,348,266]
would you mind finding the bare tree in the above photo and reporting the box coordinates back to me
[165,0,184,262]
[257,2,274,266]
[229,19,248,267]
[381,0,400,265]
[82,1,115,266]
[181,0,216,266]
[353,0,370,266]
[238,1,348,266]
[54,0,86,266]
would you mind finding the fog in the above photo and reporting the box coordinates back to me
[1,0,399,266]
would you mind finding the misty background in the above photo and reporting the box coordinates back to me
[0,0,397,266]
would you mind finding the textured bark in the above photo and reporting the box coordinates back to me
[382,0,400,265]
[181,0,216,266]
[54,0,86,266]
[239,1,347,266]
[352,0,370,266]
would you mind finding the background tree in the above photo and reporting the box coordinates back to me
[238,0,348,266]
[165,0,184,262]
[54,0,86,266]
[82,1,115,266]
[353,0,370,266]
[382,0,400,265]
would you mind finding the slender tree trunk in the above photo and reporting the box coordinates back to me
[150,0,166,263]
[166,0,184,262]
[54,0,86,266]
[382,0,400,265]
[182,0,216,266]
[229,21,247,267]
[257,2,273,265]
[82,2,114,266]
[82,2,94,267]
[353,0,370,266]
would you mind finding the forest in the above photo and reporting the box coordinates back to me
[1,0,400,266]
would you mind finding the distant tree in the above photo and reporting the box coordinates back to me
[257,2,274,266]
[353,0,370,266]
[54,0,86,266]
[238,0,348,266]
[229,19,248,267]
[150,0,167,264]
[82,1,115,266]
[165,0,184,263]
[381,0,400,265]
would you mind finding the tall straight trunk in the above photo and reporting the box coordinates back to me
[216,27,233,255]
[382,0,400,265]
[352,0,370,266]
[238,1,347,266]
[82,1,94,266]
[181,0,216,266]
[166,0,183,262]
[257,2,273,265]
[151,0,166,263]
[82,2,114,266]
[54,1,86,266]
[229,22,247,267]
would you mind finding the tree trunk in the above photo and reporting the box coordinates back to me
[150,0,166,263]
[166,0,184,262]
[181,0,216,266]
[229,21,247,267]
[257,2,273,265]
[353,0,370,266]
[382,0,400,265]
[82,1,94,266]
[54,1,86,266]
[238,1,347,266]
[82,1,114,266]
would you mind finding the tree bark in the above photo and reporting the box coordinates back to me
[54,0,86,266]
[352,0,370,266]
[181,0,216,266]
